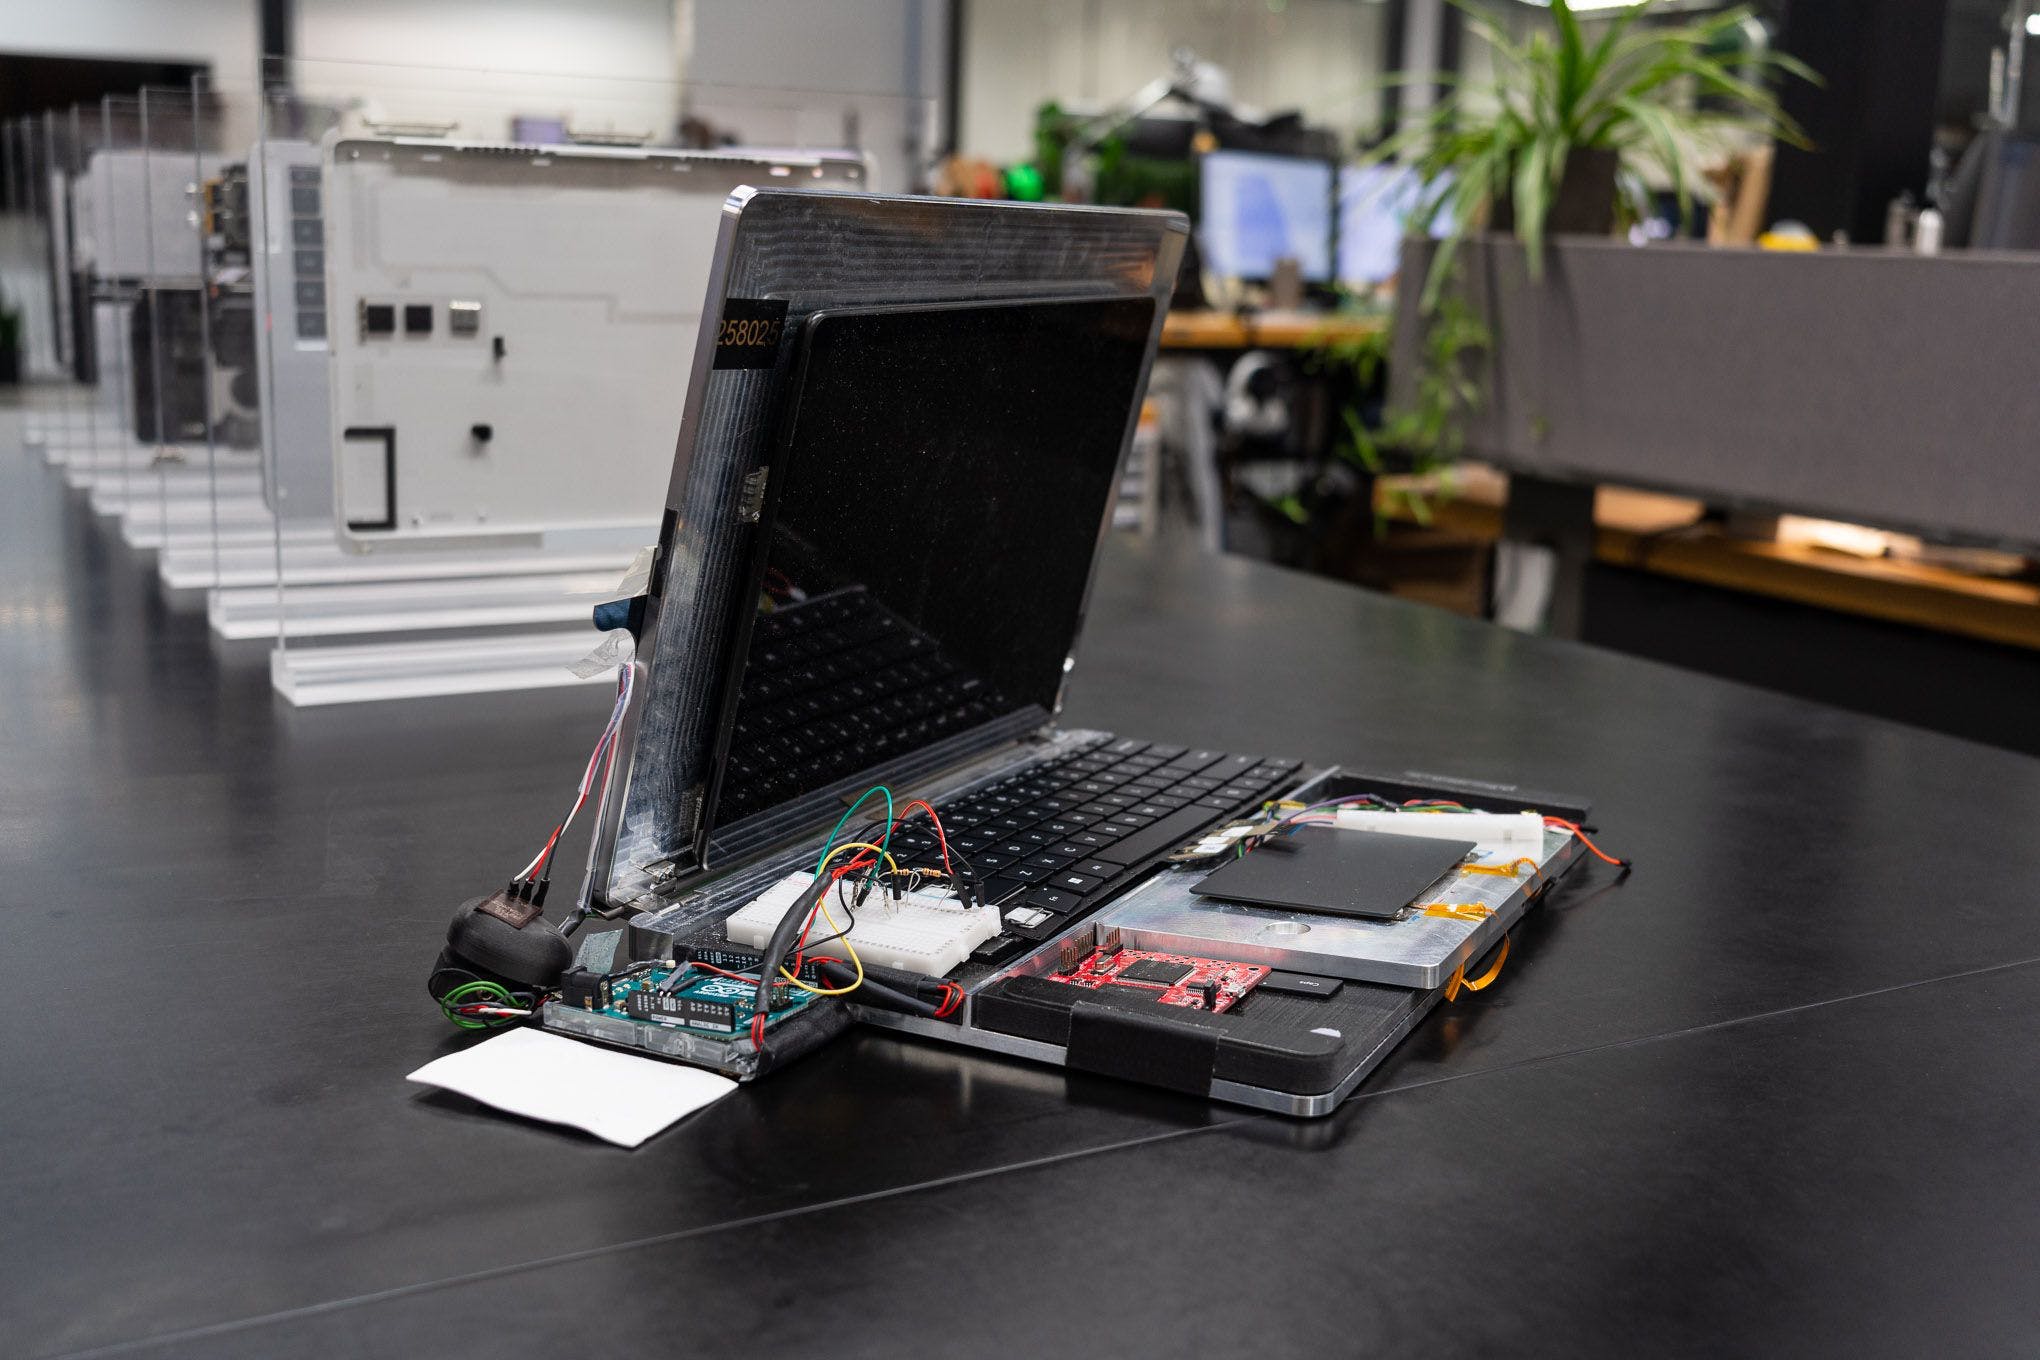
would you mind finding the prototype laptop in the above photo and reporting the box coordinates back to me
[549,189,1593,1114]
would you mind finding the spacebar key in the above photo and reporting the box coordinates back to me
[1100,805,1226,867]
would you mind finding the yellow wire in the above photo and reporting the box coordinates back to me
[775,842,894,995]
[818,841,899,876]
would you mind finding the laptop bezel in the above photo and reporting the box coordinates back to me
[695,292,1164,862]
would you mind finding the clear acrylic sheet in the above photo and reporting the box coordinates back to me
[244,59,929,705]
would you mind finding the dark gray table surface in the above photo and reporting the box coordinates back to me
[6,421,2040,1359]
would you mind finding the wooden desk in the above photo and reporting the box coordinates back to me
[1383,471,2040,653]
[1160,309,1385,350]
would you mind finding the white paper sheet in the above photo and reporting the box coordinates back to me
[407,1027,736,1148]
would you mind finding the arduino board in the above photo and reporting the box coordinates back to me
[558,963,816,1036]
[1048,947,1269,1013]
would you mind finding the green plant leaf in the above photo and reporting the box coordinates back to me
[1616,95,1689,224]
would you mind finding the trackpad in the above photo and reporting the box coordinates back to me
[1190,826,1474,920]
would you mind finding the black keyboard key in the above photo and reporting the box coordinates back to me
[994,841,1032,858]
[1097,804,1224,867]
[1049,842,1093,858]
[1041,818,1090,836]
[1069,830,1118,850]
[1145,744,1187,759]
[1025,887,1081,914]
[1048,871,1102,894]
[973,852,1014,870]
[1104,738,1149,757]
[980,875,1028,903]
[971,936,1027,966]
[1164,749,1228,774]
[992,813,1037,831]
[1202,755,1261,784]
[1025,852,1072,872]
[1074,860,1123,880]
[1005,864,1046,883]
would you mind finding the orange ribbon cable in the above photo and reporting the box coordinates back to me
[1443,935,1511,1002]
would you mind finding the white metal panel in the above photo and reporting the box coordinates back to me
[322,139,866,549]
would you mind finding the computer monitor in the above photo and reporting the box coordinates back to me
[1337,164,1454,288]
[1199,150,1333,283]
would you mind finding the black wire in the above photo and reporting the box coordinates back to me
[754,875,832,1018]
[799,879,860,954]
[813,959,940,1017]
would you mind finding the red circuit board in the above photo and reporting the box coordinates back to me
[1048,948,1269,1013]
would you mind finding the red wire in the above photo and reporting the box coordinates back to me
[517,671,630,881]
[887,799,953,877]
[689,962,757,983]
[1544,816,1628,868]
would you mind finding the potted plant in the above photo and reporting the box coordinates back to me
[1331,0,1816,503]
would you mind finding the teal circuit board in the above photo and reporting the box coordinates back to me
[563,964,819,1037]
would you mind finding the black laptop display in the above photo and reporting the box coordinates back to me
[705,296,1157,834]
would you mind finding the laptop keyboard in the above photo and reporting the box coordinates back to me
[858,735,1301,964]
[719,586,1007,822]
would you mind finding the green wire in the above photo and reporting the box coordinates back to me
[815,784,896,885]
[440,979,522,1030]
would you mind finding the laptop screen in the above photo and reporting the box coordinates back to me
[705,295,1158,831]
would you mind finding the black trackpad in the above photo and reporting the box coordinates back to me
[1190,826,1474,920]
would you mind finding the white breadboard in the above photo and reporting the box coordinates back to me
[1332,808,1546,850]
[723,872,999,978]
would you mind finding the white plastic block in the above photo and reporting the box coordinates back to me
[723,871,998,978]
[1331,809,1547,849]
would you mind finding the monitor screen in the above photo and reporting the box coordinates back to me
[705,296,1158,831]
[1337,165,1455,287]
[1200,151,1333,282]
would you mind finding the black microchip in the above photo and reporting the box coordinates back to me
[361,302,395,335]
[403,303,434,335]
[1117,958,1195,986]
[1260,970,1344,1000]
[624,990,736,1031]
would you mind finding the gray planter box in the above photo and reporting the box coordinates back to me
[1394,235,2040,552]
